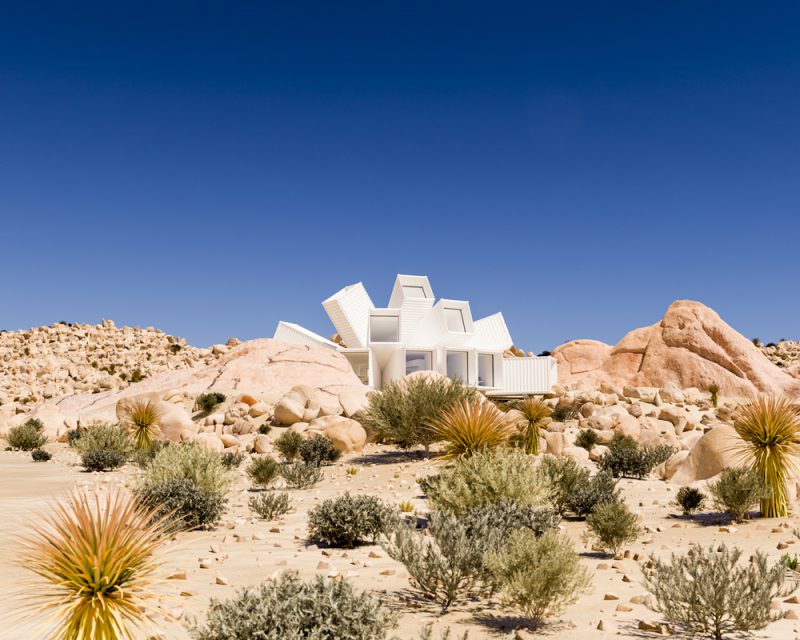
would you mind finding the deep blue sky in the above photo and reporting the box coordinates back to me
[1,2,799,351]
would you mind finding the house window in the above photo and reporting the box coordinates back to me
[402,285,427,298]
[446,351,468,382]
[478,353,494,387]
[405,351,432,375]
[370,315,399,342]
[444,307,466,332]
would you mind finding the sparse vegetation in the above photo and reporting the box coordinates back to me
[31,448,51,462]
[75,424,132,472]
[195,392,226,415]
[540,456,620,517]
[219,451,244,468]
[514,396,551,455]
[280,461,323,489]
[709,383,720,408]
[709,467,770,522]
[246,455,281,488]
[258,423,271,435]
[137,478,227,531]
[249,492,291,520]
[299,434,342,467]
[118,397,163,451]
[308,493,397,547]
[575,428,599,451]
[675,486,706,515]
[598,434,675,479]
[551,405,578,423]
[428,397,513,460]
[6,418,47,450]
[274,431,303,461]
[584,501,641,556]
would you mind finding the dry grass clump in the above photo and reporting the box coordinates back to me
[429,398,514,460]
[118,397,163,451]
[513,396,551,454]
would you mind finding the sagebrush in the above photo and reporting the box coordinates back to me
[308,493,397,547]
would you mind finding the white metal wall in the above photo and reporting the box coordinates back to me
[273,322,337,350]
[501,356,558,395]
[322,283,374,348]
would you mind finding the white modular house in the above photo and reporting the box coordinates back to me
[273,275,557,396]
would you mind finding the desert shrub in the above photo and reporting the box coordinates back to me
[575,429,599,451]
[485,529,591,626]
[308,493,397,547]
[643,545,795,639]
[709,467,769,522]
[31,448,52,462]
[219,451,244,468]
[118,397,163,451]
[422,448,546,516]
[76,424,132,471]
[281,462,323,488]
[66,427,86,448]
[18,490,168,639]
[429,398,514,459]
[82,448,127,472]
[249,492,291,520]
[513,397,551,455]
[598,434,675,479]
[585,502,641,556]
[258,423,271,435]
[675,486,706,515]
[299,434,342,467]
[131,440,168,469]
[275,431,303,461]
[190,571,396,640]
[360,376,475,449]
[709,383,720,408]
[6,418,47,450]
[540,456,591,515]
[551,405,578,423]
[782,553,799,571]
[565,470,621,517]
[137,479,226,530]
[195,392,226,415]
[246,456,281,487]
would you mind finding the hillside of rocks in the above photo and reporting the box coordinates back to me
[553,300,798,397]
[761,340,800,378]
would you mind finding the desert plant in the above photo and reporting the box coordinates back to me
[584,501,641,556]
[76,424,132,472]
[118,397,163,451]
[299,434,342,467]
[246,456,281,488]
[675,486,707,515]
[137,479,226,530]
[463,501,560,545]
[360,376,475,449]
[189,571,396,640]
[540,455,591,515]
[598,434,675,479]
[575,429,599,451]
[643,545,795,639]
[709,467,769,522]
[274,431,303,461]
[709,383,720,408]
[566,470,621,517]
[66,427,86,448]
[31,448,52,462]
[6,418,47,450]
[484,529,591,627]
[733,395,800,518]
[346,466,359,476]
[781,553,799,571]
[249,492,291,520]
[219,451,244,468]
[258,423,271,435]
[82,449,127,472]
[421,448,547,516]
[429,397,514,460]
[17,490,168,640]
[399,500,415,513]
[280,461,323,488]
[131,440,168,469]
[308,493,397,547]
[410,627,469,640]
[514,396,551,455]
[195,392,226,415]
[551,405,578,423]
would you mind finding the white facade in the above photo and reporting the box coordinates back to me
[272,274,557,395]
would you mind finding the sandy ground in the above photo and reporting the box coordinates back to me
[2,443,800,640]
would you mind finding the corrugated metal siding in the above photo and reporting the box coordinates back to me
[501,356,558,394]
[273,322,337,350]
[400,298,434,342]
[322,283,373,348]
[470,313,513,352]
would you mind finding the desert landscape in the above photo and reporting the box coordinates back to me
[3,300,800,639]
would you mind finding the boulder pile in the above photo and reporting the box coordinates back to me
[761,340,800,378]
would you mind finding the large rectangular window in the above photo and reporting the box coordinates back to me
[478,353,495,387]
[405,351,432,375]
[446,351,469,382]
[370,315,399,342]
[402,285,427,298]
[444,307,466,332]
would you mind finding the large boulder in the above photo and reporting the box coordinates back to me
[273,391,306,426]
[308,415,367,453]
[670,425,743,485]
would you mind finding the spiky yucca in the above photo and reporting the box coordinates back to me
[119,397,163,451]
[733,395,800,518]
[515,396,551,455]
[429,397,514,460]
[17,490,169,640]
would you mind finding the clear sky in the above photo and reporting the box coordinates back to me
[1,2,798,351]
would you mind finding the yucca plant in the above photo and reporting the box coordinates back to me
[118,397,163,451]
[709,384,720,409]
[733,395,800,518]
[17,490,169,640]
[514,396,551,455]
[428,397,514,460]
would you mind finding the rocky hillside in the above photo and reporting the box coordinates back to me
[0,320,222,405]
[761,340,800,377]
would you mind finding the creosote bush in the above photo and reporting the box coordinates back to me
[584,501,641,556]
[280,462,323,489]
[76,424,132,472]
[195,392,226,415]
[31,448,52,462]
[598,434,675,479]
[643,545,795,639]
[274,431,303,461]
[190,571,396,640]
[709,467,769,522]
[551,405,578,423]
[6,418,47,450]
[429,398,514,460]
[540,456,620,517]
[249,492,291,520]
[575,429,599,451]
[675,486,706,515]
[308,493,397,547]
[219,451,244,468]
[137,479,226,531]
[360,376,475,449]
[299,434,341,467]
[246,456,281,488]
[485,529,591,627]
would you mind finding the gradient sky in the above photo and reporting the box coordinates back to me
[1,2,799,352]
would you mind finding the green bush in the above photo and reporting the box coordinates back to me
[258,424,272,435]
[360,376,475,449]
[76,424,132,471]
[574,429,599,451]
[675,486,707,515]
[281,462,323,489]
[485,529,591,626]
[299,435,341,467]
[66,427,86,448]
[551,405,578,422]
[540,456,591,515]
[249,492,291,520]
[138,479,226,530]
[131,440,168,469]
[275,431,303,461]
[246,456,281,487]
[598,435,675,479]
[643,545,795,639]
[190,571,396,640]
[308,493,397,547]
[219,451,244,468]
[709,467,769,522]
[6,418,47,450]
[31,448,52,462]
[81,448,128,472]
[195,392,226,415]
[421,448,547,516]
[585,502,641,556]
[565,470,621,517]
[464,501,560,543]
